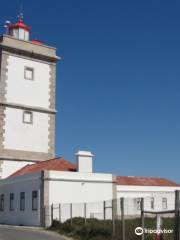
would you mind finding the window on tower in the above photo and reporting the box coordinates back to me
[24,67,34,80]
[23,111,33,124]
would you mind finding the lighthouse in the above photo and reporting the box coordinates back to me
[0,15,59,178]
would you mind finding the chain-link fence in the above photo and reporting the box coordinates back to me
[45,191,180,240]
[141,196,175,240]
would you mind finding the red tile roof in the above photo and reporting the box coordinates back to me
[9,157,76,178]
[117,176,179,187]
[8,159,179,187]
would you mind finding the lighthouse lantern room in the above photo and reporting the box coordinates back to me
[6,14,30,41]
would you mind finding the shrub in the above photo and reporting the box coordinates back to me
[51,219,61,229]
[50,217,174,240]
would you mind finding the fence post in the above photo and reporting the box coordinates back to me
[51,204,53,226]
[140,198,144,240]
[120,198,125,240]
[84,203,87,225]
[156,215,163,240]
[174,190,180,240]
[70,203,73,226]
[112,199,116,237]
[103,201,106,226]
[59,204,61,223]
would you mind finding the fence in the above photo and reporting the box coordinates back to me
[44,190,180,240]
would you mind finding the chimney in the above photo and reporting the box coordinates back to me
[76,150,94,173]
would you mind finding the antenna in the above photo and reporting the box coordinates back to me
[17,1,24,21]
[17,12,24,21]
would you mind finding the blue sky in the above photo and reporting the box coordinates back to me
[1,0,180,182]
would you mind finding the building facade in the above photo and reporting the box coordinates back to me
[116,176,179,217]
[0,151,117,226]
[0,151,179,227]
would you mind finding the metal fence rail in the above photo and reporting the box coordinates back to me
[44,190,180,240]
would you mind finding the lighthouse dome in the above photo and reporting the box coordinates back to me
[7,16,30,41]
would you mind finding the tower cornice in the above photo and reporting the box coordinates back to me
[0,102,57,114]
[0,35,60,63]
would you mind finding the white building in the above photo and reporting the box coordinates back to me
[0,151,116,226]
[0,151,179,226]
[116,176,179,217]
[0,16,179,227]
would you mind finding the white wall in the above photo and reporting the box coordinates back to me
[47,171,115,222]
[3,54,50,153]
[0,170,116,226]
[4,108,49,153]
[6,55,51,108]
[48,171,115,204]
[0,172,41,226]
[1,160,34,179]
[116,185,179,217]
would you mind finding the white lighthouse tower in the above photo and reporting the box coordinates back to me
[0,15,59,178]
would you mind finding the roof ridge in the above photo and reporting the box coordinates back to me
[8,164,30,178]
[7,157,77,178]
[34,156,63,165]
[116,175,179,186]
[117,175,171,180]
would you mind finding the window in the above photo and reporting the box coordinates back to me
[24,31,29,41]
[32,191,38,211]
[10,193,14,211]
[151,197,154,209]
[20,192,25,211]
[135,198,141,210]
[0,194,4,211]
[24,67,34,80]
[12,29,18,38]
[162,198,167,209]
[23,111,33,124]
